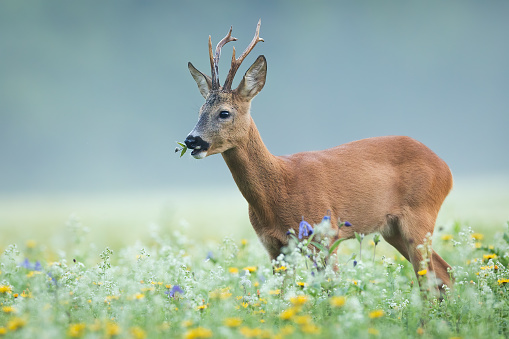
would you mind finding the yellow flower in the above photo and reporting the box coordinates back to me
[0,285,12,294]
[293,315,312,325]
[7,317,26,331]
[26,271,41,278]
[209,287,232,300]
[368,310,385,319]
[418,269,427,276]
[239,327,270,338]
[274,266,287,272]
[26,240,37,248]
[269,289,281,295]
[280,308,298,320]
[135,293,145,300]
[68,323,86,337]
[0,327,6,335]
[296,281,307,287]
[416,327,424,335]
[475,242,482,249]
[196,305,207,311]
[2,306,15,313]
[329,295,346,307]
[471,233,484,240]
[106,322,121,337]
[223,317,242,327]
[229,267,239,274]
[242,266,257,273]
[368,327,380,335]
[289,295,308,305]
[301,324,321,334]
[498,278,509,285]
[441,234,453,241]
[184,327,212,339]
[241,239,248,246]
[130,326,147,339]
[483,254,497,260]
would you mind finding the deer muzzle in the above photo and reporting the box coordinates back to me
[184,135,210,159]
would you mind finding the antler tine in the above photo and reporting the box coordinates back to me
[208,27,237,90]
[223,19,264,90]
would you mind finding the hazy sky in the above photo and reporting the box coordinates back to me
[1,1,508,194]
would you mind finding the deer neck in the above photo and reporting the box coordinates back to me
[222,117,285,215]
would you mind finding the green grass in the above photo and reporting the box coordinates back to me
[0,179,508,338]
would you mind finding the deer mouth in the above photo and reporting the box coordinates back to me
[191,145,208,159]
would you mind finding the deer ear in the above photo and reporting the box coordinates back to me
[188,62,212,98]
[235,55,267,100]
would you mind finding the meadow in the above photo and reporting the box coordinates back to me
[0,179,508,338]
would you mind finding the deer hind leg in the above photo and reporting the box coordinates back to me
[383,212,451,293]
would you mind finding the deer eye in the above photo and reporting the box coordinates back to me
[219,111,230,119]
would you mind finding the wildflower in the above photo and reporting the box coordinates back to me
[167,285,184,298]
[274,266,287,272]
[130,326,147,339]
[184,327,212,339]
[293,315,312,325]
[498,279,509,285]
[290,295,308,305]
[418,269,427,276]
[280,308,298,320]
[441,234,453,241]
[296,281,307,288]
[329,296,346,307]
[2,306,15,313]
[0,327,6,335]
[105,321,121,337]
[368,328,380,335]
[471,233,484,240]
[135,293,145,300]
[223,317,243,327]
[26,271,41,278]
[301,324,321,334]
[368,310,385,319]
[7,317,26,331]
[239,327,268,338]
[344,221,352,227]
[209,287,232,300]
[483,254,497,260]
[68,323,86,337]
[26,240,37,248]
[298,217,313,239]
[416,327,424,335]
[269,289,281,295]
[196,305,207,311]
[241,239,248,246]
[243,266,257,273]
[0,285,12,294]
[475,242,482,249]
[229,267,239,274]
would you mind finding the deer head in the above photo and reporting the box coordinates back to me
[185,20,266,159]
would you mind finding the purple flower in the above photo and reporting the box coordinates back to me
[345,221,352,227]
[167,285,184,298]
[298,217,314,240]
[19,258,42,271]
[322,210,331,223]
[353,260,358,267]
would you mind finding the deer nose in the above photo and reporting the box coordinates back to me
[184,135,198,149]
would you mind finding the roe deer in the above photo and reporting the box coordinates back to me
[184,20,453,290]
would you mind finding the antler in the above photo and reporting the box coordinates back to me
[208,27,237,90]
[223,19,264,91]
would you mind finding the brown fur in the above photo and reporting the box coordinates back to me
[186,28,453,290]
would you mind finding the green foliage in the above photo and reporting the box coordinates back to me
[0,219,509,338]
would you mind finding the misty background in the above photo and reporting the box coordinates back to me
[1,1,508,195]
